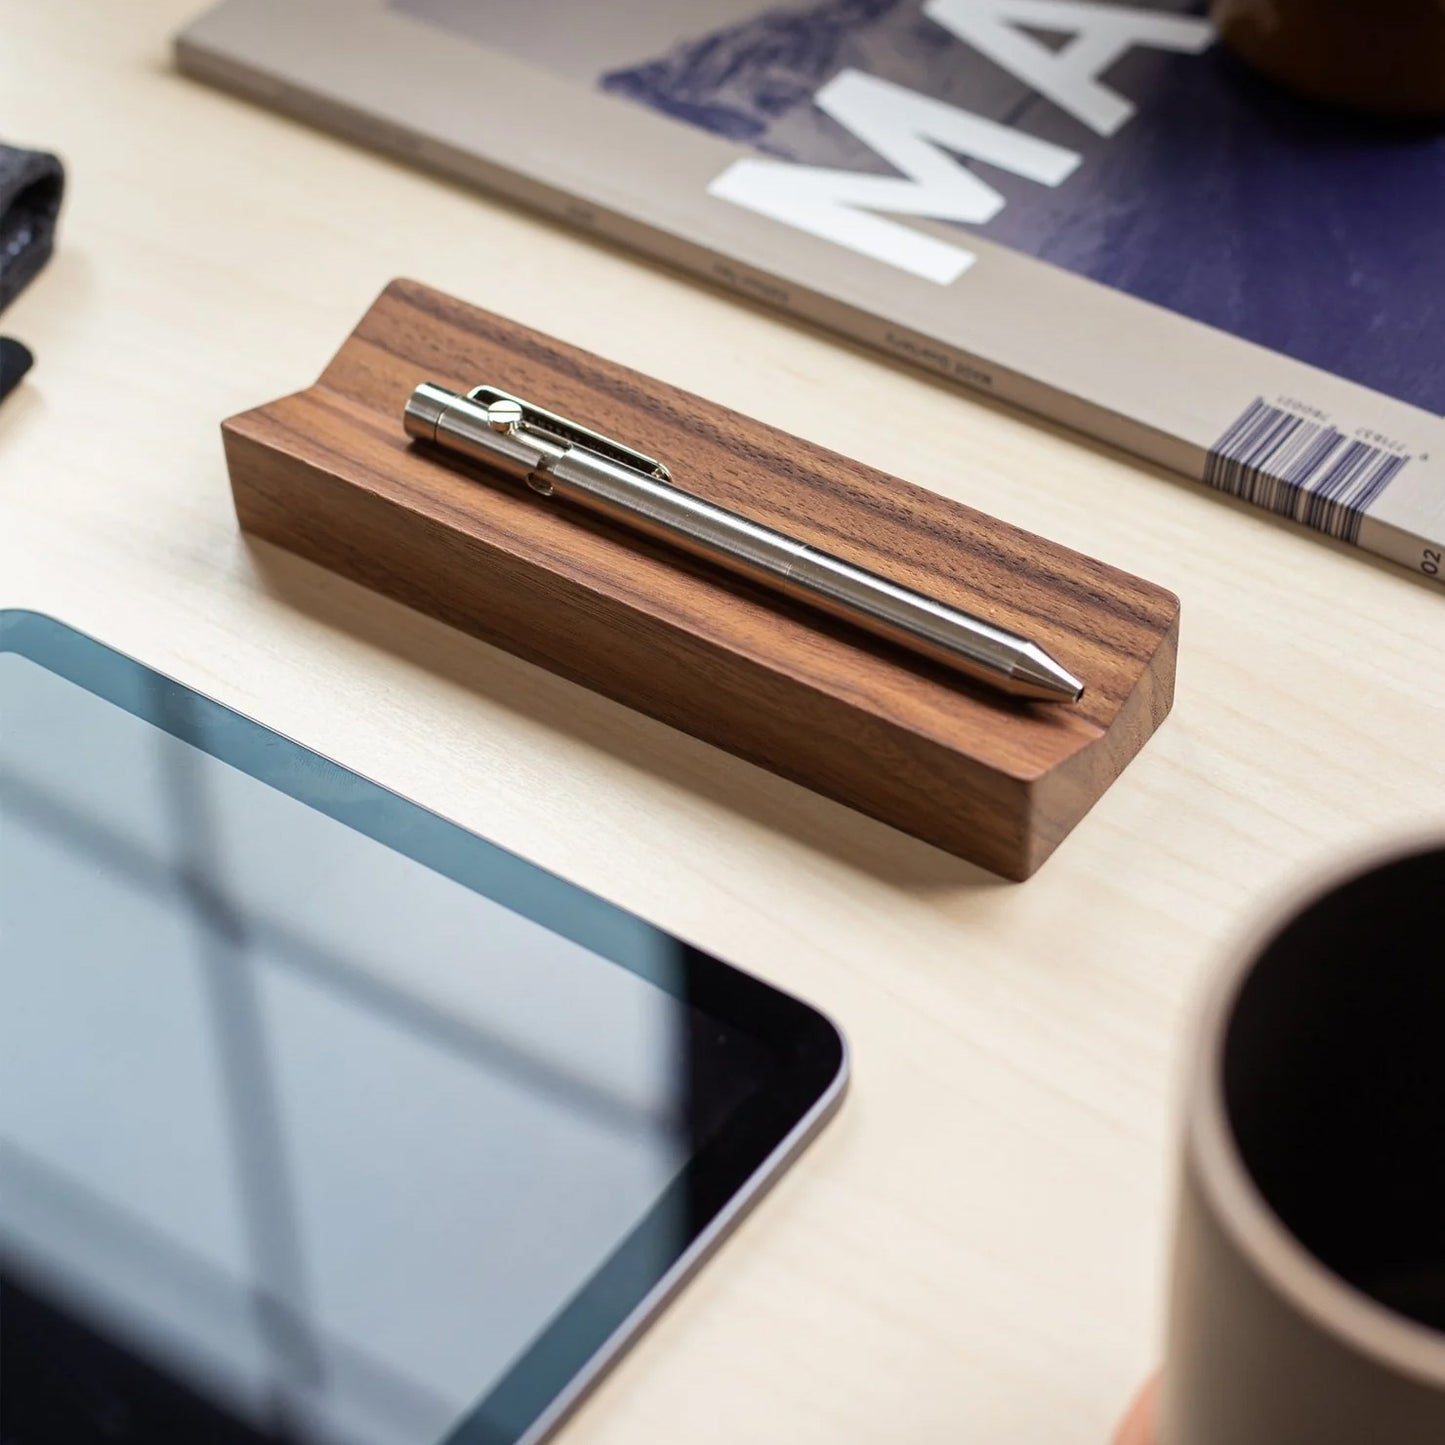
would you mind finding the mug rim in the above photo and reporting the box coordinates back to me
[1189,840,1445,1391]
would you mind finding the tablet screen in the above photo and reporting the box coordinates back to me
[0,613,844,1445]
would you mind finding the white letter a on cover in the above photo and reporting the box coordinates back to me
[927,0,1213,137]
[708,70,1079,285]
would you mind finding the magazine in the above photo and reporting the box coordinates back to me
[177,0,1445,583]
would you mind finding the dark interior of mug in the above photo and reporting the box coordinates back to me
[1224,848,1445,1331]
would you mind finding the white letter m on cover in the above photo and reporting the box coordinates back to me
[707,70,1080,285]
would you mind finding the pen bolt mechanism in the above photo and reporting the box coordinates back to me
[404,381,670,502]
[485,398,524,434]
[479,396,553,489]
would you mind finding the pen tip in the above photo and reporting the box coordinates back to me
[1011,645,1085,704]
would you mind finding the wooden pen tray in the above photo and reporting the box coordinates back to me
[222,279,1179,879]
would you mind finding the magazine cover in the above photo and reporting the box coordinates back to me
[177,0,1445,583]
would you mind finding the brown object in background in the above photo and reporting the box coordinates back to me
[1211,0,1445,118]
[1162,846,1445,1444]
[220,280,1179,880]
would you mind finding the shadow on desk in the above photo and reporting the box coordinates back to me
[244,538,1007,894]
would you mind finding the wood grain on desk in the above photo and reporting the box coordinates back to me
[3,4,1445,1442]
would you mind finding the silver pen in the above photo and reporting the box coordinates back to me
[403,383,1083,704]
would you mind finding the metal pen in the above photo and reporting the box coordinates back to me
[404,382,1083,704]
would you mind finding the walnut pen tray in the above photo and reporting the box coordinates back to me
[222,279,1179,879]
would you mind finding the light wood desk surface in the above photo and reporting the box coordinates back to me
[4,6,1444,1441]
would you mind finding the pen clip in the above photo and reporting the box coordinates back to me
[465,385,672,482]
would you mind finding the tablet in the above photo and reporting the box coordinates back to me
[0,611,846,1445]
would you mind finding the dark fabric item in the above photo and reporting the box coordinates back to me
[0,144,64,314]
[0,336,34,404]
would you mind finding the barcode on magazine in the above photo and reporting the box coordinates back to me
[1205,398,1408,544]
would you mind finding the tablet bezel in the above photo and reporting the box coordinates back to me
[0,609,848,1445]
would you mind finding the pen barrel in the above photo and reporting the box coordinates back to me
[783,547,1029,681]
[543,447,809,582]
[542,448,1036,693]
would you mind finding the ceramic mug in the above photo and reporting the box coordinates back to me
[1162,845,1445,1444]
[1210,0,1445,118]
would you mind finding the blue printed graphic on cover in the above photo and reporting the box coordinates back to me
[599,0,1444,416]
